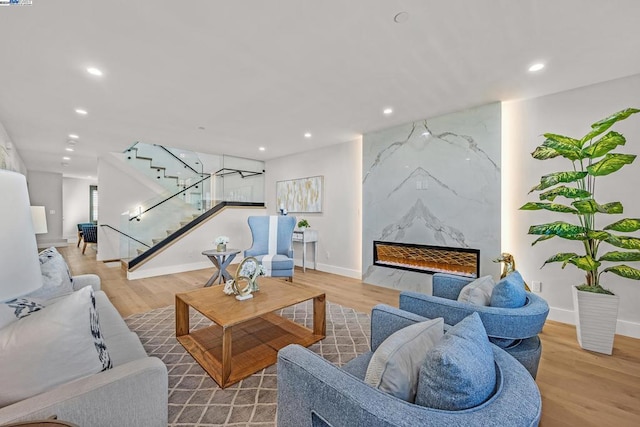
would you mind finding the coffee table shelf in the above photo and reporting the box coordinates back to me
[176,279,325,388]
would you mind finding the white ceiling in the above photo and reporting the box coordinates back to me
[1,0,639,179]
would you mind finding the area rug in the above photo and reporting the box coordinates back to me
[125,300,371,426]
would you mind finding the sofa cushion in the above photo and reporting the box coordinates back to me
[93,290,131,338]
[457,275,496,306]
[490,271,527,308]
[415,312,496,410]
[25,247,74,301]
[104,331,148,366]
[0,286,112,408]
[0,297,45,330]
[364,317,444,402]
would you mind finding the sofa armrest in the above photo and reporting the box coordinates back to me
[370,305,428,351]
[0,357,167,427]
[399,291,549,340]
[277,344,541,427]
[72,274,101,292]
[432,273,474,300]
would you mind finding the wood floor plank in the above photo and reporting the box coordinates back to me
[60,245,640,426]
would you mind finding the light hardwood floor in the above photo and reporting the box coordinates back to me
[61,245,640,426]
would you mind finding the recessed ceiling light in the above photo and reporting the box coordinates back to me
[528,63,545,72]
[383,108,393,115]
[259,147,266,151]
[304,132,312,138]
[62,156,71,160]
[65,147,74,152]
[86,67,103,76]
[394,12,409,23]
[75,109,88,115]
[421,131,431,137]
[68,134,79,139]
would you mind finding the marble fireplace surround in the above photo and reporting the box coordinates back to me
[362,102,501,293]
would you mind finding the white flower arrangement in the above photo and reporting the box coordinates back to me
[239,259,266,278]
[214,236,230,245]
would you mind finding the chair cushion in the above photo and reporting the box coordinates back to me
[457,275,496,306]
[364,317,444,402]
[0,287,112,407]
[254,254,294,270]
[415,312,496,410]
[490,271,527,308]
[25,247,74,301]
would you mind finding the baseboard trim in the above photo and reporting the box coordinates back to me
[548,306,640,339]
[127,260,212,280]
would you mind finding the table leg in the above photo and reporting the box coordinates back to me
[221,326,232,386]
[313,294,326,336]
[175,296,190,337]
[219,252,238,282]
[205,268,221,287]
[313,241,317,270]
[303,241,307,272]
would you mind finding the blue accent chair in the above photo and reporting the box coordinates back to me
[244,215,296,280]
[80,224,98,255]
[76,222,93,247]
[399,273,549,378]
[277,304,542,427]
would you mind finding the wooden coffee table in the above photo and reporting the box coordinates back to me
[175,278,326,388]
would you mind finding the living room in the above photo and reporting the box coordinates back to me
[1,1,640,426]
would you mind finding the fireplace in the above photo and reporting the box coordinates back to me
[373,241,479,278]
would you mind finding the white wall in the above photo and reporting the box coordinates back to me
[127,206,265,280]
[503,73,640,337]
[265,139,362,278]
[62,177,97,242]
[27,170,66,247]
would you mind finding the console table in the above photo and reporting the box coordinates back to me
[292,228,318,272]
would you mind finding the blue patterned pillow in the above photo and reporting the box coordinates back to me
[415,312,496,410]
[490,271,527,308]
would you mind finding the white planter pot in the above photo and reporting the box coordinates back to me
[572,286,619,355]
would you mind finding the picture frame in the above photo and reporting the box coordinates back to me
[276,175,323,213]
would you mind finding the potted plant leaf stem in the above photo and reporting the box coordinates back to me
[521,108,640,354]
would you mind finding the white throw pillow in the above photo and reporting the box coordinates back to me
[0,286,112,407]
[26,247,74,301]
[0,297,45,330]
[364,317,444,402]
[457,275,496,306]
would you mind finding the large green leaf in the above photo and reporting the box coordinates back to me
[586,153,636,176]
[529,171,588,193]
[528,221,586,240]
[604,218,640,232]
[531,235,556,246]
[541,134,583,160]
[603,265,640,280]
[600,202,624,214]
[587,230,611,241]
[581,108,640,143]
[539,186,591,201]
[531,146,560,160]
[520,202,578,213]
[571,200,623,215]
[541,252,578,267]
[605,235,640,250]
[582,131,626,158]
[599,251,640,262]
[567,256,600,272]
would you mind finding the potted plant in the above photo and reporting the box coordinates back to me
[520,108,640,354]
[214,236,229,252]
[297,219,310,229]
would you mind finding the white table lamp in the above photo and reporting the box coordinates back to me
[0,170,43,302]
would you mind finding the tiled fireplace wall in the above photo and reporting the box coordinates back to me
[362,102,501,293]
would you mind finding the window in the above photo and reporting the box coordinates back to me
[90,185,98,223]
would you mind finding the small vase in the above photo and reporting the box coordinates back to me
[249,278,260,292]
[217,243,226,252]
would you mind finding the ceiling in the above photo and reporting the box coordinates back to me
[1,0,640,179]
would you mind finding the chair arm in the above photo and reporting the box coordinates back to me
[399,292,549,340]
[432,273,474,300]
[72,274,101,292]
[277,345,541,427]
[0,357,167,427]
[370,305,428,351]
[244,247,260,257]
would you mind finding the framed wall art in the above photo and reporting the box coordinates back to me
[276,175,323,213]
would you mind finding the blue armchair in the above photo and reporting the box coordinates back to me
[277,305,542,427]
[399,273,549,378]
[80,224,98,255]
[244,215,296,280]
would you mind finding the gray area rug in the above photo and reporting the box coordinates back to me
[125,301,371,426]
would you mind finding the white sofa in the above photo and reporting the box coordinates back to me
[0,274,168,427]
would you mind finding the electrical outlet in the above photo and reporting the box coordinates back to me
[531,280,542,292]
